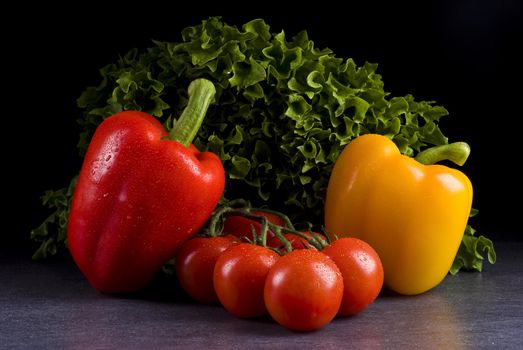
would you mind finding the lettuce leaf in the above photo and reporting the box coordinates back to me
[450,209,496,275]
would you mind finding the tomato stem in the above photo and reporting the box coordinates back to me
[204,200,331,253]
[287,230,328,250]
[270,226,293,254]
[258,217,269,247]
[251,207,296,231]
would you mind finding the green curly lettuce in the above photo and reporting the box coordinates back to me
[31,176,77,260]
[450,209,496,275]
[32,17,494,273]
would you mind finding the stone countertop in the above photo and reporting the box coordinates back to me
[1,242,522,349]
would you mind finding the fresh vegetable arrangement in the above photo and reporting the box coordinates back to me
[31,16,497,330]
[179,202,383,331]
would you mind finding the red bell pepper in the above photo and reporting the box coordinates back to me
[68,79,224,293]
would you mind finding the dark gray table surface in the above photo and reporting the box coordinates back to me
[1,242,522,349]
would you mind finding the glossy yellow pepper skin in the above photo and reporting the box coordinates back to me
[325,134,472,295]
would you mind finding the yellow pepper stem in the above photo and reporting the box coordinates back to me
[415,142,471,166]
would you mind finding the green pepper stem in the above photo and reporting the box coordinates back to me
[415,142,471,166]
[168,79,216,146]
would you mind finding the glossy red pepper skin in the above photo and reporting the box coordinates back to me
[68,111,224,293]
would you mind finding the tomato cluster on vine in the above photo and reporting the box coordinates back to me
[175,201,384,332]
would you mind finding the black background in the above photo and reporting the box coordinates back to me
[5,1,522,249]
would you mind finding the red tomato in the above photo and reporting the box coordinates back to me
[267,231,327,251]
[322,237,384,316]
[264,249,343,331]
[213,243,280,318]
[222,210,286,241]
[175,235,237,303]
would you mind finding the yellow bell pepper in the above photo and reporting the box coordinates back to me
[324,134,472,295]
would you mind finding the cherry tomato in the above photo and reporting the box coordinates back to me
[264,249,343,331]
[222,210,285,241]
[322,237,384,316]
[175,235,237,303]
[267,231,327,251]
[213,243,280,318]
